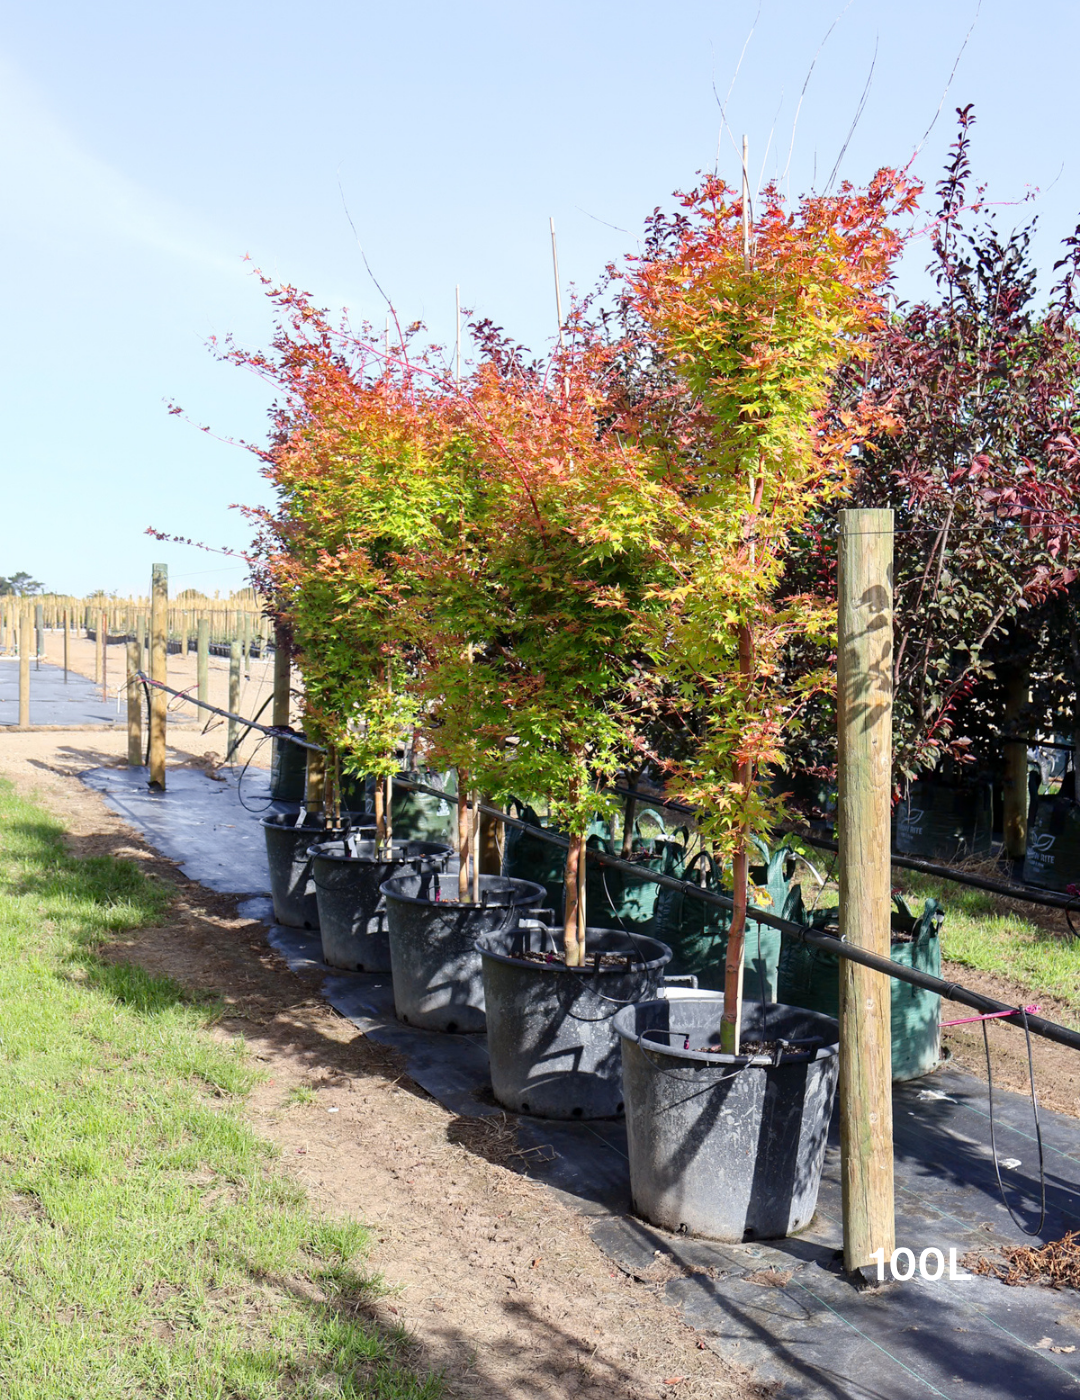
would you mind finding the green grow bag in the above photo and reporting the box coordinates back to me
[659,843,801,1001]
[1022,794,1080,893]
[894,780,993,861]
[501,804,688,933]
[339,769,457,843]
[776,895,944,1081]
[270,734,307,803]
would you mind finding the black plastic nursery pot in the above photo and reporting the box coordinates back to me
[380,873,547,1033]
[308,838,451,972]
[477,924,672,1121]
[269,735,308,804]
[614,997,840,1241]
[260,809,375,930]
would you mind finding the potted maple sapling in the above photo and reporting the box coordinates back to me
[611,168,917,1238]
[411,348,677,1116]
[238,286,451,971]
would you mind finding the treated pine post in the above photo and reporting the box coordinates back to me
[272,623,290,730]
[94,611,104,686]
[1002,663,1030,862]
[228,641,241,759]
[62,608,68,682]
[137,611,147,673]
[126,639,142,766]
[18,604,30,727]
[100,608,108,699]
[838,507,896,1276]
[149,564,168,791]
[34,603,43,670]
[197,617,209,705]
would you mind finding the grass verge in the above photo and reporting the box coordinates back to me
[0,778,442,1399]
[893,866,1080,1024]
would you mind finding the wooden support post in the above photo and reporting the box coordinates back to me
[34,603,43,670]
[100,609,108,699]
[149,564,168,791]
[197,618,209,706]
[228,641,241,760]
[126,640,142,766]
[272,624,290,730]
[137,612,147,673]
[62,608,68,682]
[1002,663,1030,861]
[94,612,104,686]
[18,605,30,727]
[838,507,896,1275]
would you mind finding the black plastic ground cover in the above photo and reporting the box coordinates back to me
[0,659,123,727]
[83,763,1080,1398]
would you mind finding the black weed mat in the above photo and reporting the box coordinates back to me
[88,764,1080,1398]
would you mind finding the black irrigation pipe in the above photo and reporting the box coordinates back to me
[132,676,1080,1054]
[611,781,1080,916]
[1003,736,1075,752]
[135,673,327,754]
[391,776,1080,1056]
[788,829,1080,915]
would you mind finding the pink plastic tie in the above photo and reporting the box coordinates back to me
[941,1004,1039,1027]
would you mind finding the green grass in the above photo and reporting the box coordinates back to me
[0,779,443,1399]
[893,867,1080,1023]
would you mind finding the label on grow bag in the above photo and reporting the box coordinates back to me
[869,1247,972,1283]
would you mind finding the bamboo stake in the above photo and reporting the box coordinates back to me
[455,284,462,389]
[374,772,386,846]
[457,782,470,901]
[563,832,582,965]
[576,830,587,964]
[471,787,480,903]
[18,605,30,727]
[385,774,394,852]
[549,217,569,399]
[126,640,142,766]
[148,564,168,790]
[838,507,896,1275]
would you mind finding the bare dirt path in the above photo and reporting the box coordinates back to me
[0,728,763,1400]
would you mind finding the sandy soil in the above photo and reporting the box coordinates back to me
[17,627,291,768]
[0,727,765,1400]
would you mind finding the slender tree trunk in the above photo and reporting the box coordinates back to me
[620,790,637,859]
[563,832,587,965]
[720,623,755,1055]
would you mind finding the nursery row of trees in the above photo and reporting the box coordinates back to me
[220,112,1080,1040]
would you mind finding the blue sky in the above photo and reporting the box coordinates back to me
[1,0,1075,598]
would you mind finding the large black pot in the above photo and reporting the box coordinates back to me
[381,872,547,1032]
[615,997,839,1241]
[260,809,375,929]
[1023,793,1080,893]
[477,924,671,1120]
[308,838,451,972]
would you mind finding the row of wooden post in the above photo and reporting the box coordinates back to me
[5,526,895,1272]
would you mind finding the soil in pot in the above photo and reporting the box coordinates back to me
[381,871,547,1033]
[615,997,840,1241]
[261,809,376,930]
[477,923,671,1121]
[309,837,451,973]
